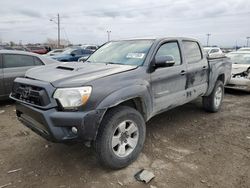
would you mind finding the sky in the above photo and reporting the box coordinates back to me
[0,0,249,47]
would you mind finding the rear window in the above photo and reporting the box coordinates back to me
[34,57,44,65]
[183,41,202,63]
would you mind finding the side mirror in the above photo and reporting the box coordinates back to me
[155,55,175,68]
[78,56,89,62]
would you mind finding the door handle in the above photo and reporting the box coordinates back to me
[180,70,186,75]
[202,66,207,70]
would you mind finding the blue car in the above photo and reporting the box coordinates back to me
[52,48,94,62]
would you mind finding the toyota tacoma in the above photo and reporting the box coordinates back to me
[10,37,232,169]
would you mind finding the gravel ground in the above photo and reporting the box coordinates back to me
[0,89,249,188]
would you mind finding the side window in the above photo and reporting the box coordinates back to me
[183,41,202,63]
[34,57,44,65]
[82,49,93,54]
[3,54,35,68]
[72,50,82,55]
[155,42,181,65]
[210,49,219,53]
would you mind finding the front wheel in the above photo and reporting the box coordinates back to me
[95,106,146,169]
[202,80,224,112]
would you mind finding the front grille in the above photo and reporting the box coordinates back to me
[12,83,50,106]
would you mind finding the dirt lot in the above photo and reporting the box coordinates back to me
[0,90,249,188]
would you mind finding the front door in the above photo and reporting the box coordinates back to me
[150,41,187,115]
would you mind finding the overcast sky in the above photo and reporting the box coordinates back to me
[0,0,249,47]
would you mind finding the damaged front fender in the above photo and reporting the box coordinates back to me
[226,66,250,92]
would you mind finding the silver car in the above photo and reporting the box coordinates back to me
[0,50,59,100]
[226,51,250,92]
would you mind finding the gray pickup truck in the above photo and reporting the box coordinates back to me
[10,37,231,169]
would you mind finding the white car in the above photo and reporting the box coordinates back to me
[226,51,250,92]
[204,47,224,58]
[81,44,98,51]
[45,49,64,56]
[238,47,250,52]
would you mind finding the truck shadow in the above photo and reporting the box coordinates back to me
[0,99,15,107]
[225,88,250,96]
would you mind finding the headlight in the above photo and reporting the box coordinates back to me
[53,86,92,109]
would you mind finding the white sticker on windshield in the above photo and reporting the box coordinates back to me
[126,53,145,59]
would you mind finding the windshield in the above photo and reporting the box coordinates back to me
[61,49,74,55]
[87,40,154,66]
[227,53,250,64]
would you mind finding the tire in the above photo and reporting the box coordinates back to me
[95,106,146,169]
[202,80,224,112]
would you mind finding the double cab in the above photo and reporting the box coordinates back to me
[10,37,231,169]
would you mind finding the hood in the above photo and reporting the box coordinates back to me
[25,62,137,87]
[232,63,250,75]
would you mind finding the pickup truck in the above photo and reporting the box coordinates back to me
[10,37,231,169]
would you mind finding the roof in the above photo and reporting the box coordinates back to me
[204,47,221,49]
[0,49,59,64]
[229,51,250,54]
[0,50,41,57]
[111,37,200,42]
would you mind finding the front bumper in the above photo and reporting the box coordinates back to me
[15,102,105,143]
[226,77,250,92]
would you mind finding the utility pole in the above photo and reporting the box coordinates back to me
[107,30,111,42]
[247,37,250,47]
[57,14,60,48]
[206,33,211,47]
[50,14,60,48]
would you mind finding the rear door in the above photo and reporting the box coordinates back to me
[182,40,209,98]
[150,40,187,114]
[0,54,4,98]
[3,54,42,95]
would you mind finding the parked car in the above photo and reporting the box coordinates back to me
[51,48,94,62]
[204,47,224,58]
[0,50,59,100]
[45,49,64,56]
[81,44,99,51]
[0,46,13,50]
[27,46,48,54]
[10,37,231,169]
[237,47,250,52]
[12,46,31,52]
[226,51,250,92]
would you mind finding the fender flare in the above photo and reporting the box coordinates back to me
[96,84,152,120]
[206,66,225,96]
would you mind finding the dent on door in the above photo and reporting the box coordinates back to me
[151,65,187,115]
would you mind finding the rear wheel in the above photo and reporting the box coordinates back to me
[203,80,224,112]
[95,106,146,169]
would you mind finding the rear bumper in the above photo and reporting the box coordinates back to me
[16,102,105,143]
[226,77,250,92]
